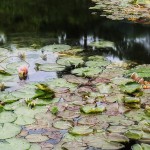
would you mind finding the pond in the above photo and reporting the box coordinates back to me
[0,0,150,150]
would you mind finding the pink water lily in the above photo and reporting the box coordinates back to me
[18,65,28,80]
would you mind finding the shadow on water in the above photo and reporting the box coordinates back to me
[0,0,150,63]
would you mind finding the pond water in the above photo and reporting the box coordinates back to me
[0,0,150,150]
[0,0,150,64]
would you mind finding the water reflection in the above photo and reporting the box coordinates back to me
[0,0,150,63]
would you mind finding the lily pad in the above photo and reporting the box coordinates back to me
[89,40,115,49]
[81,105,105,114]
[36,63,65,72]
[57,57,84,67]
[123,96,141,103]
[6,61,29,74]
[0,123,21,139]
[63,75,89,84]
[0,138,30,150]
[69,126,93,135]
[29,144,41,150]
[26,134,49,142]
[105,133,129,143]
[14,115,35,125]
[71,67,103,77]
[61,141,86,150]
[47,78,77,91]
[53,120,72,130]
[120,82,141,94]
[42,44,71,52]
[131,144,143,150]
[125,65,150,80]
[14,106,47,118]
[125,130,143,140]
[0,111,17,123]
[97,84,113,94]
[85,60,110,68]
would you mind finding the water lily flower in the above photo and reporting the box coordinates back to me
[18,65,28,80]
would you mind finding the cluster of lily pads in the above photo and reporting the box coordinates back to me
[90,0,150,24]
[0,42,150,149]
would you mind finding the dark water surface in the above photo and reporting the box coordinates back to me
[0,0,150,63]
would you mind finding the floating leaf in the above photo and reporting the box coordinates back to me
[53,120,72,130]
[29,144,41,150]
[120,82,141,94]
[42,44,71,52]
[0,138,30,150]
[26,134,49,142]
[85,60,110,68]
[14,115,35,125]
[61,141,86,150]
[123,96,141,103]
[105,133,129,143]
[72,67,103,77]
[69,126,93,135]
[0,123,21,139]
[125,130,143,140]
[89,40,115,49]
[131,144,143,150]
[36,63,65,72]
[57,57,84,67]
[0,111,17,123]
[81,105,105,114]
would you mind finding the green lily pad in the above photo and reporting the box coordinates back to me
[14,106,47,118]
[42,44,71,52]
[0,123,21,139]
[26,134,49,142]
[47,78,77,91]
[61,141,86,150]
[0,138,30,150]
[14,115,35,125]
[71,67,103,77]
[125,130,143,140]
[101,141,124,150]
[6,61,28,74]
[36,63,65,72]
[107,126,128,133]
[0,111,17,123]
[81,105,105,114]
[4,101,25,110]
[29,144,41,150]
[111,77,133,85]
[57,57,84,67]
[120,82,141,94]
[125,65,150,80]
[131,144,143,150]
[53,120,72,130]
[123,96,140,103]
[89,40,115,49]
[85,60,110,68]
[97,84,113,94]
[63,75,89,84]
[88,55,105,61]
[0,92,20,103]
[141,143,150,150]
[125,109,149,122]
[105,133,129,143]
[69,126,93,135]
